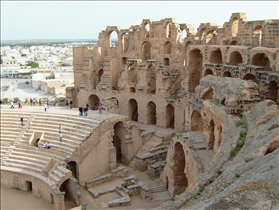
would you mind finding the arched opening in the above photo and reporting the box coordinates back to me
[208,120,215,149]
[220,97,226,105]
[191,110,203,131]
[67,161,77,179]
[231,17,239,37]
[109,31,118,47]
[88,94,100,110]
[164,41,172,54]
[60,179,77,209]
[204,69,213,77]
[122,57,127,65]
[229,51,243,65]
[253,25,263,47]
[145,23,150,38]
[188,49,203,93]
[147,101,156,125]
[230,40,237,45]
[223,71,232,77]
[268,81,278,104]
[146,65,156,94]
[199,28,206,41]
[201,87,214,100]
[166,23,171,38]
[183,41,193,67]
[173,142,188,196]
[206,30,215,45]
[181,29,187,41]
[166,104,174,129]
[129,99,138,121]
[130,87,135,93]
[121,32,129,52]
[243,73,258,84]
[97,69,103,86]
[251,53,271,71]
[113,121,125,162]
[210,48,222,64]
[142,41,151,61]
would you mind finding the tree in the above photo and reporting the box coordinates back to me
[26,61,39,68]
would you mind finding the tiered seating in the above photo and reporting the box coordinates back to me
[30,113,101,157]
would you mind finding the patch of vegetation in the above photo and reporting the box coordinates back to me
[235,120,243,127]
[13,97,20,103]
[235,173,240,178]
[170,197,175,201]
[197,188,204,195]
[26,61,39,68]
[217,169,223,176]
[230,129,247,158]
[2,98,9,104]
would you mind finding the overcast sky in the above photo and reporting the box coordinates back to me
[1,1,278,40]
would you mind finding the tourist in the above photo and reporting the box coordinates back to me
[66,100,69,109]
[78,106,83,116]
[19,100,23,108]
[84,106,88,116]
[20,117,24,126]
[98,104,103,114]
[46,142,51,149]
[104,105,108,114]
[30,97,33,106]
[17,99,21,108]
[59,132,63,143]
[59,125,62,133]
[39,98,42,106]
[44,103,47,111]
[43,142,47,149]
[10,101,14,109]
[33,98,36,106]
[47,101,50,109]
[69,100,73,109]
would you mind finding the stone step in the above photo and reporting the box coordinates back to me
[149,185,166,193]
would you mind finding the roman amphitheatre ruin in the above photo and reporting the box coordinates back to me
[1,12,279,209]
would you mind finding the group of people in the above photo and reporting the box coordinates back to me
[43,142,51,149]
[78,104,89,116]
[66,100,73,109]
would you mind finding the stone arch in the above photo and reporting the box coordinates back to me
[147,101,156,125]
[208,120,215,149]
[59,179,76,207]
[251,53,271,71]
[144,23,150,38]
[67,161,78,179]
[229,51,243,65]
[191,110,203,131]
[210,48,222,64]
[113,121,125,162]
[146,64,156,94]
[268,81,278,104]
[164,41,172,54]
[231,17,239,37]
[188,49,203,93]
[206,30,215,45]
[243,73,258,84]
[97,69,103,86]
[183,41,193,67]
[223,71,232,77]
[253,25,263,47]
[88,94,100,110]
[166,104,174,129]
[173,142,188,196]
[166,22,172,38]
[264,139,279,155]
[201,87,214,100]
[121,32,129,52]
[108,30,118,47]
[142,41,151,61]
[128,99,138,121]
[164,58,170,66]
[204,69,213,77]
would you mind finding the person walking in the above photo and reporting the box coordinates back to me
[78,106,83,116]
[66,100,69,109]
[98,104,103,114]
[17,99,21,108]
[10,101,14,109]
[69,100,73,109]
[44,103,47,111]
[20,117,24,126]
[59,132,62,143]
[30,98,33,106]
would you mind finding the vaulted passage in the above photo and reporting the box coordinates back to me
[68,161,77,179]
[147,101,156,125]
[164,41,172,54]
[243,73,258,84]
[97,69,103,86]
[204,69,213,77]
[142,41,151,61]
[166,104,174,129]
[188,49,203,93]
[88,94,100,110]
[252,53,271,71]
[229,51,243,65]
[201,87,214,100]
[268,81,278,104]
[210,48,222,64]
[223,71,232,77]
[173,142,188,196]
[129,99,138,121]
[146,65,156,94]
[191,110,203,131]
[113,122,125,162]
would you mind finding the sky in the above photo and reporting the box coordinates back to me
[1,1,278,40]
